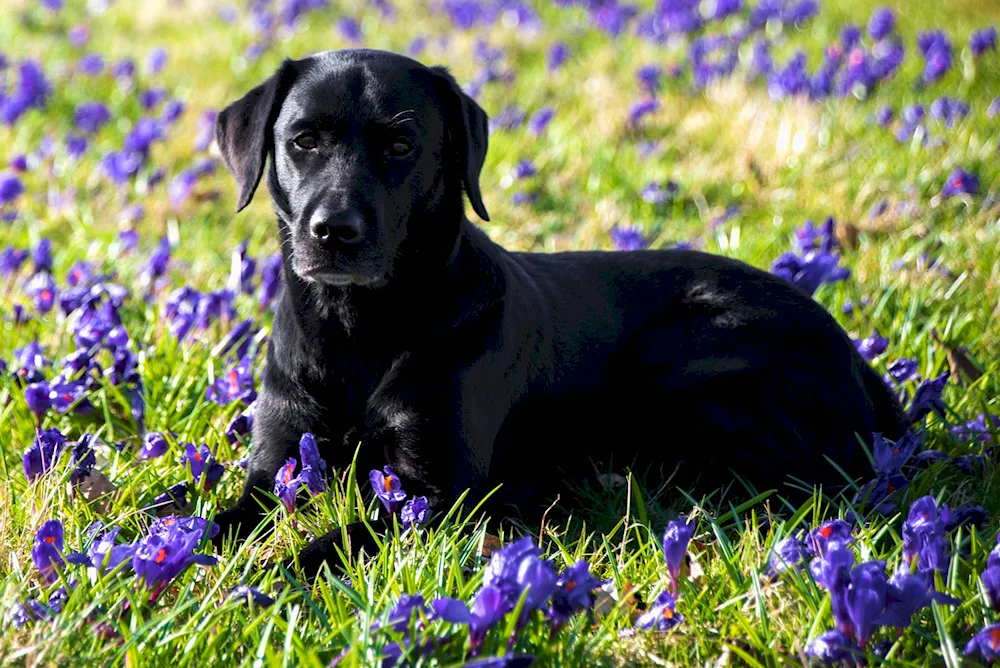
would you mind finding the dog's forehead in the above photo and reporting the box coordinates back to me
[283,50,441,123]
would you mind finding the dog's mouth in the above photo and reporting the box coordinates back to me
[297,266,383,287]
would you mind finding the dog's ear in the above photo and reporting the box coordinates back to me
[429,66,490,222]
[215,60,295,213]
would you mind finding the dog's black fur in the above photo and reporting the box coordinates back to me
[211,49,908,574]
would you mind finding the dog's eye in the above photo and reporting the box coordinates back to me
[387,140,413,157]
[293,134,318,150]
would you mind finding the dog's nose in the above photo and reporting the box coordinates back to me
[310,209,364,246]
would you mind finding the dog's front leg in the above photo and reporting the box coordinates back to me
[213,385,323,547]
[286,358,497,578]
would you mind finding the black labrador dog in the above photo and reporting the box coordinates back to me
[211,48,908,573]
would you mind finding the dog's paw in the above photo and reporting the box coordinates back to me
[211,507,262,550]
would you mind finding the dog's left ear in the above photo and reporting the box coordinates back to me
[216,60,296,213]
[429,66,490,222]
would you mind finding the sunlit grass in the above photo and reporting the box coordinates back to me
[2,0,1000,664]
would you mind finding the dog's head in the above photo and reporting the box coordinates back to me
[215,49,489,287]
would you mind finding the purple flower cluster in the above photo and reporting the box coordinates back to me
[634,517,694,632]
[771,217,849,296]
[15,516,218,627]
[368,465,429,529]
[432,537,601,646]
[804,509,960,655]
[273,433,328,513]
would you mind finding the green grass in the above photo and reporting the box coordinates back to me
[2,0,1000,665]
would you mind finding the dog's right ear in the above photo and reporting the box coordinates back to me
[215,61,295,213]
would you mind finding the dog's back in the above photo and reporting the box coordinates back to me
[486,245,908,499]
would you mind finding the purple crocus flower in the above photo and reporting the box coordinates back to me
[770,250,849,296]
[193,110,218,151]
[872,431,921,474]
[548,560,601,627]
[139,432,169,460]
[370,465,407,513]
[886,357,919,384]
[24,382,51,419]
[145,47,167,75]
[432,586,508,646]
[1,246,29,276]
[161,100,185,124]
[133,521,217,600]
[982,565,1000,610]
[227,585,275,607]
[854,329,889,360]
[867,6,895,41]
[609,226,648,251]
[139,88,167,111]
[951,414,998,444]
[628,98,658,126]
[641,181,677,204]
[590,1,639,38]
[168,169,198,206]
[930,97,970,127]
[401,496,430,528]
[338,17,363,43]
[25,273,57,312]
[70,434,96,484]
[490,105,526,134]
[636,64,662,95]
[77,53,104,75]
[808,519,853,557]
[259,252,283,310]
[88,526,136,575]
[944,504,987,532]
[662,518,694,593]
[274,458,300,512]
[876,572,960,628]
[111,58,136,80]
[65,260,93,287]
[635,589,683,631]
[206,355,256,406]
[68,25,89,47]
[941,168,979,198]
[964,624,1000,662]
[513,552,558,619]
[805,629,861,664]
[0,173,25,206]
[229,239,257,294]
[150,482,189,511]
[73,102,110,134]
[373,593,429,635]
[181,443,225,491]
[298,432,327,495]
[31,238,52,274]
[971,26,998,58]
[768,536,812,575]
[908,371,949,422]
[902,495,950,576]
[874,105,893,127]
[527,107,554,136]
[917,31,953,84]
[23,427,68,481]
[547,42,570,72]
[691,35,739,88]
[32,520,88,583]
[226,402,256,445]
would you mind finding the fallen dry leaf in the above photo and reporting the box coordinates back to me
[932,329,983,384]
[75,470,117,514]
[481,533,502,558]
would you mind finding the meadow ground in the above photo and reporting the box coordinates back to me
[2,0,1000,665]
